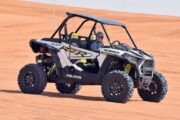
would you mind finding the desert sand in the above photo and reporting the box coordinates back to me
[0,0,180,120]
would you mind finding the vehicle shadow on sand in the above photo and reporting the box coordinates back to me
[0,89,104,102]
[0,89,140,102]
[42,91,105,101]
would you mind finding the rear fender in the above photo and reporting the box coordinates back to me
[30,39,63,77]
[29,39,59,53]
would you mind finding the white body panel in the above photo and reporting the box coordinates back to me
[35,40,154,81]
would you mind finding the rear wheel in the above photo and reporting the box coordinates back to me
[56,82,80,94]
[101,70,134,103]
[138,72,168,102]
[18,64,47,94]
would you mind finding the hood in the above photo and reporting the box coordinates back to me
[130,49,153,60]
[101,46,154,62]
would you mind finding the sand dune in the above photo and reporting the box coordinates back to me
[0,0,180,120]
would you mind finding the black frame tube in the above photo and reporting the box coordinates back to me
[75,19,89,33]
[64,24,68,41]
[101,23,113,48]
[88,22,97,38]
[124,27,138,49]
[51,17,71,39]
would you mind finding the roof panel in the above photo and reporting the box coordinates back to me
[66,12,126,27]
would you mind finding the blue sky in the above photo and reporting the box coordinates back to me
[27,0,180,16]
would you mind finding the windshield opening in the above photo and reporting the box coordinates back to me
[104,25,136,48]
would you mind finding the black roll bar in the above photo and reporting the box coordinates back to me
[101,23,113,48]
[75,19,89,33]
[51,16,73,39]
[88,22,97,38]
[50,13,138,49]
[124,27,138,49]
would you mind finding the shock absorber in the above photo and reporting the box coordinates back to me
[124,63,132,74]
[47,63,56,76]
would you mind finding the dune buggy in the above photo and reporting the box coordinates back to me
[18,12,167,103]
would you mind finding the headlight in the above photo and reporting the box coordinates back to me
[122,53,141,63]
[128,55,138,61]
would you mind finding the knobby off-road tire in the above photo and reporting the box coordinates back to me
[101,70,134,103]
[56,83,80,94]
[138,72,168,102]
[18,64,47,94]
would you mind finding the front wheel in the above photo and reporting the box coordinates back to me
[55,82,80,94]
[18,64,47,94]
[101,70,134,103]
[138,72,168,102]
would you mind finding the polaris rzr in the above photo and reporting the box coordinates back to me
[18,12,168,103]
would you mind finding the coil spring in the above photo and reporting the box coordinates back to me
[47,63,56,76]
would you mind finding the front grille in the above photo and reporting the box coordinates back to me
[144,71,152,76]
[140,60,154,76]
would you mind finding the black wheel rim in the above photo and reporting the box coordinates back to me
[65,84,72,88]
[24,71,36,87]
[149,80,158,95]
[109,79,124,96]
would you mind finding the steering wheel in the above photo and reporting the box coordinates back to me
[112,40,121,46]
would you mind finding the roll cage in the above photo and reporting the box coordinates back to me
[51,12,138,49]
